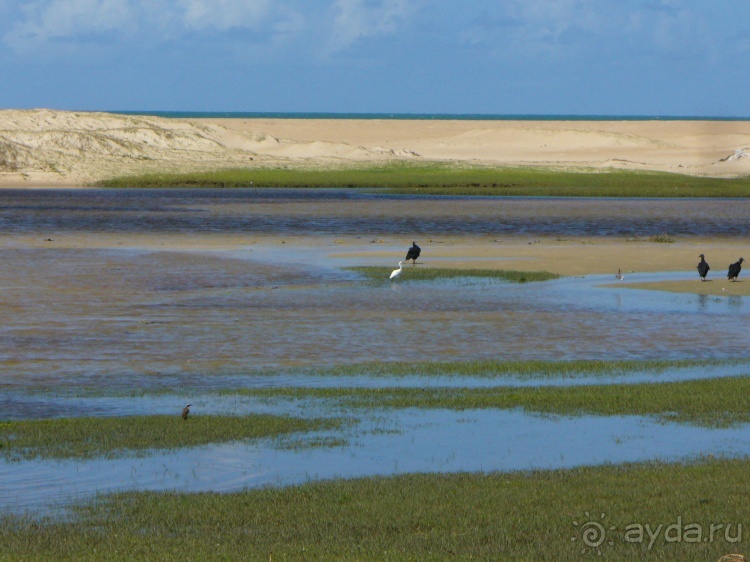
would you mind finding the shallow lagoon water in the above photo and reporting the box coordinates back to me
[0,188,748,515]
[2,253,749,384]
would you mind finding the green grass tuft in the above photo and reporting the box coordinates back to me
[348,266,560,283]
[648,232,676,243]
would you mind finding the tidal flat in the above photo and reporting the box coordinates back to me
[0,188,749,559]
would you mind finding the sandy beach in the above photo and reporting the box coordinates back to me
[1,109,749,186]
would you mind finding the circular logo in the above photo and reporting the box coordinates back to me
[572,512,616,555]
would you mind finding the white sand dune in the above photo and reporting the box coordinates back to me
[0,109,748,186]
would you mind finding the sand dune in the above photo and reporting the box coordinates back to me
[1,109,749,186]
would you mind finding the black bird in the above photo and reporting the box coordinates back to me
[697,254,710,281]
[728,258,744,281]
[182,403,191,420]
[405,241,421,265]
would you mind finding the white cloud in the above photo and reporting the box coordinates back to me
[457,0,720,62]
[3,0,288,52]
[5,0,135,50]
[327,0,417,52]
[178,0,271,32]
[459,0,606,58]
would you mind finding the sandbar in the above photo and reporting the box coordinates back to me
[1,109,749,186]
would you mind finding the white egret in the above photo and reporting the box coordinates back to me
[390,261,404,280]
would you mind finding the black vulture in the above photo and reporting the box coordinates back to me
[728,257,744,281]
[405,241,421,264]
[182,403,191,420]
[697,254,710,281]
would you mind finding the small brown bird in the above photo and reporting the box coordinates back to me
[182,403,191,420]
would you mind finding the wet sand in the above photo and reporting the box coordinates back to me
[8,230,746,295]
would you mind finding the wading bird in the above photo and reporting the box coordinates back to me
[697,254,710,281]
[182,403,191,420]
[616,269,624,280]
[390,261,404,280]
[405,242,421,265]
[728,258,744,281]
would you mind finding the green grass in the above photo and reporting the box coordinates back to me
[348,265,560,283]
[0,414,345,460]
[2,458,749,560]
[230,375,750,427]
[95,163,750,197]
[287,358,736,380]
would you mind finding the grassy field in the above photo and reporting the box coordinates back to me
[0,414,345,460]
[2,458,748,560]
[96,164,750,197]
[348,266,561,283]
[230,375,750,427]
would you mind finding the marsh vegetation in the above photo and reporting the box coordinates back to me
[97,164,750,197]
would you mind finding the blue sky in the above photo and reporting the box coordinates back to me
[1,0,748,116]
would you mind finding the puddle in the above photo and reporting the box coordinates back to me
[1,409,748,516]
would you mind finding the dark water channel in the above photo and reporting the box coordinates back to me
[2,188,750,237]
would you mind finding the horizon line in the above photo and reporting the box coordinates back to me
[108,110,750,121]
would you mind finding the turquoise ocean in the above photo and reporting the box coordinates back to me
[112,111,747,121]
